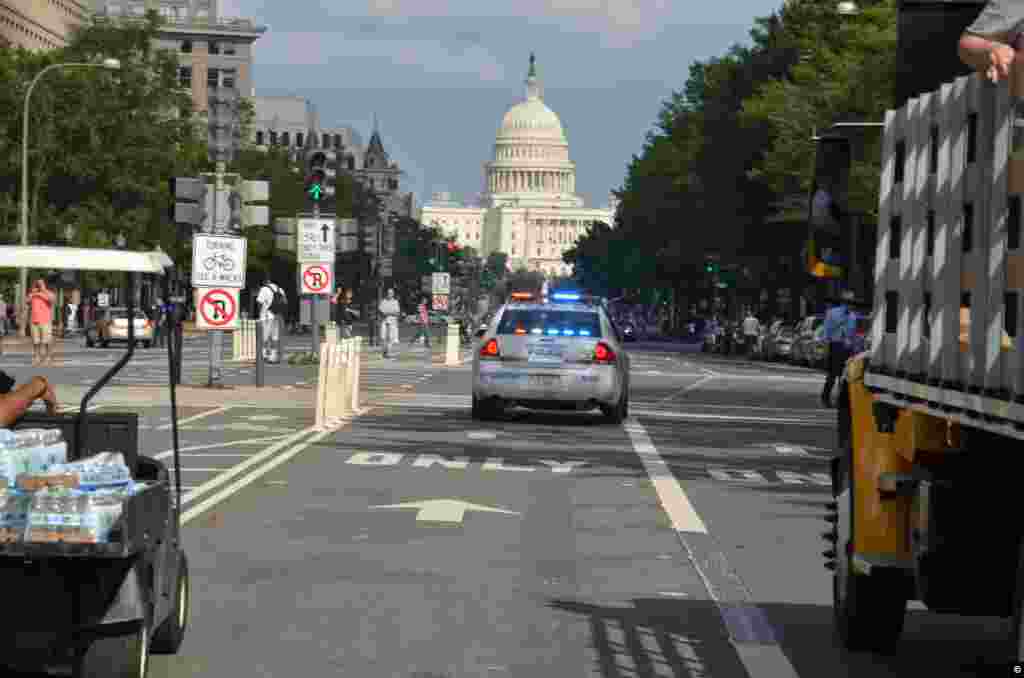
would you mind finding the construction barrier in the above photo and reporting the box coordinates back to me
[445,322,461,366]
[315,337,362,429]
[232,319,257,362]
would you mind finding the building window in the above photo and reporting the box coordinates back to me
[178,67,192,88]
[322,133,329,148]
[347,157,355,170]
[256,131,264,145]
[207,68,219,88]
[222,69,236,89]
[333,134,341,149]
[281,132,290,146]
[296,133,304,148]
[269,131,278,145]
[180,40,192,53]
[209,41,220,55]
[223,42,236,55]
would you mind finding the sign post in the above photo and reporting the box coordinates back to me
[298,211,335,355]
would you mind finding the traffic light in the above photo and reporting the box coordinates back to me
[704,259,718,274]
[171,177,210,231]
[306,151,327,205]
[807,134,851,279]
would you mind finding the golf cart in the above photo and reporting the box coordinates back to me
[0,245,188,677]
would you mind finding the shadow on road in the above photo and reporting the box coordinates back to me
[548,596,1014,678]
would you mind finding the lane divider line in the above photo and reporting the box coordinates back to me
[181,425,337,525]
[177,426,316,506]
[623,417,801,678]
[157,405,229,431]
[154,434,295,459]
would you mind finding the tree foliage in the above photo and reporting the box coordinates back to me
[565,0,897,321]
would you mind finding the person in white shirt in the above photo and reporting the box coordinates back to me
[742,310,761,359]
[256,277,286,364]
[378,288,401,358]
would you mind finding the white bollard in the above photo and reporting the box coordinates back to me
[445,322,461,366]
[350,336,362,412]
[334,340,352,419]
[326,322,337,345]
[246,319,256,361]
[315,342,331,429]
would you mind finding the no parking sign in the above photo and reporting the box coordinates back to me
[299,262,332,295]
[195,287,239,330]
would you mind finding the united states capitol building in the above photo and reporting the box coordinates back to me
[419,54,617,276]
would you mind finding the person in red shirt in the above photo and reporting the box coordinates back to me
[410,296,431,347]
[26,279,55,367]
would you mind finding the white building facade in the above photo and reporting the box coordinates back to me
[419,54,616,276]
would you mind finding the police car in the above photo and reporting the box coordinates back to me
[471,290,630,423]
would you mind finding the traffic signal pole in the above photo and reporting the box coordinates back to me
[207,160,226,388]
[311,202,320,357]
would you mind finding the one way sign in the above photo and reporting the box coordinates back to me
[298,218,335,262]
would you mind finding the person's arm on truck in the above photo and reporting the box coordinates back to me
[958,1,1021,83]
[0,376,58,425]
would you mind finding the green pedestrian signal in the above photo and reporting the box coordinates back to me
[308,182,323,201]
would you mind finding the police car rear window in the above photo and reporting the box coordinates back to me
[497,309,602,338]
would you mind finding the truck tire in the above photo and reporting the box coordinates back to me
[832,451,908,651]
[151,551,189,654]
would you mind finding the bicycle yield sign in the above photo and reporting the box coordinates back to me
[192,234,247,288]
[300,262,332,295]
[196,287,239,330]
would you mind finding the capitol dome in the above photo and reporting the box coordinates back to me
[485,53,578,205]
[498,99,566,142]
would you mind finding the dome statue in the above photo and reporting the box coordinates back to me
[496,52,567,144]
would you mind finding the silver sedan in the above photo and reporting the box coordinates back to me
[471,300,630,423]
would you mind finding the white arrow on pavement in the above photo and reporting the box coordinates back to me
[369,499,520,524]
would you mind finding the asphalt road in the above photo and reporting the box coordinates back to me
[5,342,1016,676]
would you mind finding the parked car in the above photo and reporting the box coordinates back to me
[790,315,824,366]
[761,322,795,361]
[86,307,153,348]
[809,324,828,369]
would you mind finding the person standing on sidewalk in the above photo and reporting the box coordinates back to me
[257,276,287,364]
[821,289,857,408]
[379,289,401,358]
[0,296,8,336]
[742,309,761,359]
[26,279,55,367]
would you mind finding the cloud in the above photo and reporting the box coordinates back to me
[257,33,507,80]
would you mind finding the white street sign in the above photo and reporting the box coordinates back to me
[299,262,333,295]
[431,272,451,295]
[97,293,110,308]
[192,234,247,288]
[298,218,335,262]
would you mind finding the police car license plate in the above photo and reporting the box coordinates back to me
[528,345,563,363]
[529,374,560,386]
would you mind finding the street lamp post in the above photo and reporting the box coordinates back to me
[19,57,120,333]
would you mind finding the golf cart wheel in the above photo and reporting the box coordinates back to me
[100,339,109,349]
[152,551,189,654]
[76,617,151,678]
[85,337,94,348]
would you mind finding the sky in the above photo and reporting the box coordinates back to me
[219,0,785,210]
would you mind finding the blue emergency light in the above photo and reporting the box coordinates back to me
[551,292,582,301]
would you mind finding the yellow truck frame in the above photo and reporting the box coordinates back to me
[828,69,1024,658]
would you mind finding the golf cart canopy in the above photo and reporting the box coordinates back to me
[0,246,172,274]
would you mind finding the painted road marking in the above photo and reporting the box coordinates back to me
[154,434,294,459]
[247,414,283,422]
[624,419,706,534]
[180,426,318,506]
[344,452,586,474]
[182,426,334,525]
[369,499,520,524]
[653,368,716,406]
[623,418,801,678]
[158,405,228,431]
[467,431,497,440]
[708,467,830,485]
[180,422,297,434]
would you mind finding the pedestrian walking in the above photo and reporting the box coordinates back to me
[379,289,401,358]
[257,276,287,364]
[0,296,8,336]
[821,289,858,408]
[26,279,55,367]
[410,296,431,348]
